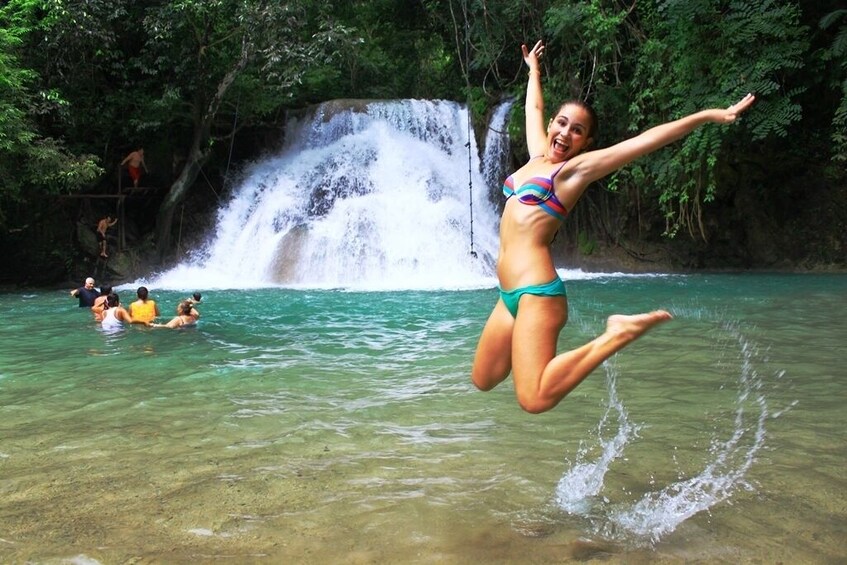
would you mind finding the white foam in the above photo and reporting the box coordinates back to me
[139,100,673,292]
[555,324,770,546]
[555,362,640,513]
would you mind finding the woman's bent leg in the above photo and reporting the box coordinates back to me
[510,295,568,411]
[512,301,672,413]
[471,300,516,391]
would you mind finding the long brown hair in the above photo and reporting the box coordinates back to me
[556,99,598,142]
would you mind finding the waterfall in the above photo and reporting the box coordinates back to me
[481,98,514,194]
[151,100,505,291]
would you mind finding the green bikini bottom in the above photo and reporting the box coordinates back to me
[499,277,568,318]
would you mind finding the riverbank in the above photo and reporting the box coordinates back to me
[2,247,842,295]
[558,239,847,275]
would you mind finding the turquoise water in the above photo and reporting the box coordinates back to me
[0,273,844,563]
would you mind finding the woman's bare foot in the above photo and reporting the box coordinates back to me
[606,310,672,342]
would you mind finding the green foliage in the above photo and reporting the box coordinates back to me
[301,0,461,100]
[623,0,808,238]
[577,230,596,256]
[0,0,105,229]
[25,138,102,189]
[0,15,35,224]
[0,0,844,275]
[21,0,132,147]
[544,0,630,99]
[820,9,847,162]
[0,29,34,152]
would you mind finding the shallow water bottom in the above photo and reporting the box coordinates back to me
[1,276,845,563]
[3,443,840,565]
[3,380,842,564]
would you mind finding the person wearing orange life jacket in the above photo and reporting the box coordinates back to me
[127,286,160,324]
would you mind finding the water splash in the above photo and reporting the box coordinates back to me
[555,323,770,546]
[555,362,640,514]
[150,100,505,291]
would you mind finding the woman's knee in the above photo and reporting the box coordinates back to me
[471,375,494,391]
[513,381,560,413]
[471,368,508,392]
[516,393,557,414]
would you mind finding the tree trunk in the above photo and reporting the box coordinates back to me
[154,140,211,261]
[154,41,250,260]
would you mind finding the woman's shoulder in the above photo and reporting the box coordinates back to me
[514,155,554,174]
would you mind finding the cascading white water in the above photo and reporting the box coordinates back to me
[152,99,507,290]
[481,99,515,193]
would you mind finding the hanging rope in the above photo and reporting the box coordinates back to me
[176,203,185,257]
[462,0,477,259]
[223,91,240,190]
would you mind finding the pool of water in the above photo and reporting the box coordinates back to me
[0,273,844,563]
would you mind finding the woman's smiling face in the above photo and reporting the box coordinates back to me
[547,103,594,161]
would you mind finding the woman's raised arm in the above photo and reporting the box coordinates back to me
[567,94,756,187]
[522,41,548,159]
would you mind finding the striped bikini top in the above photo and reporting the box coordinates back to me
[502,161,568,221]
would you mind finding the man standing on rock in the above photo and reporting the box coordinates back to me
[121,147,148,189]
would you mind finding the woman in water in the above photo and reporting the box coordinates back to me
[149,301,197,329]
[100,292,133,330]
[472,40,755,414]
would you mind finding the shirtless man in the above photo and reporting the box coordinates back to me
[120,147,148,188]
[97,215,117,258]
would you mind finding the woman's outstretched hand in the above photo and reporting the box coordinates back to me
[717,93,756,123]
[521,40,544,72]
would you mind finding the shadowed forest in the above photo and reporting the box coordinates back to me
[1,0,844,285]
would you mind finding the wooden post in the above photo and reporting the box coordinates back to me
[118,195,126,251]
[117,165,126,251]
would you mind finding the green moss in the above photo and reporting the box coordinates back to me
[578,231,596,256]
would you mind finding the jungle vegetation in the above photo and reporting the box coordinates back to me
[0,0,844,283]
